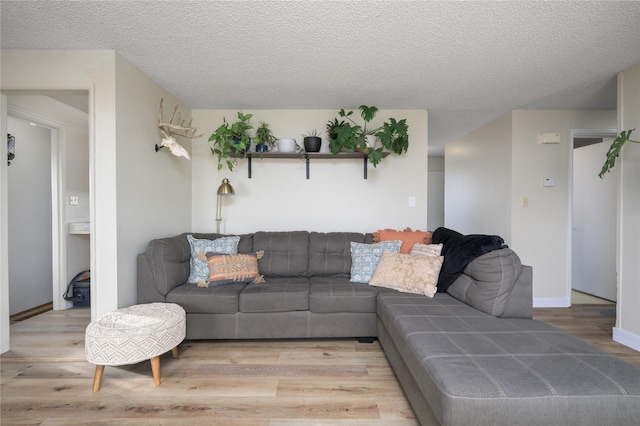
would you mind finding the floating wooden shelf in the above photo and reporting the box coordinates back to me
[230,151,389,179]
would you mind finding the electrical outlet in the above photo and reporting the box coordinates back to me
[522,197,528,208]
[69,195,79,206]
[408,197,416,208]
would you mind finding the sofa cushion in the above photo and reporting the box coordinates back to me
[410,243,443,256]
[191,232,254,254]
[187,234,240,285]
[369,251,443,297]
[145,234,191,296]
[308,232,367,277]
[239,277,309,313]
[206,252,263,286]
[309,277,378,313]
[166,282,246,314]
[447,248,522,317]
[253,231,309,277]
[373,227,433,253]
[350,240,402,283]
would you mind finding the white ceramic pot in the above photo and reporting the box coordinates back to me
[277,138,297,153]
[365,135,378,149]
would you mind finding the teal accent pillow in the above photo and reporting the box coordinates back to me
[350,240,402,283]
[187,235,240,285]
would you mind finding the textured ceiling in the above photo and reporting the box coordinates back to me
[2,1,639,155]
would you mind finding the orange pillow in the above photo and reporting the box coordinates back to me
[372,228,433,254]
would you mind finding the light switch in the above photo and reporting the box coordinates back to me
[408,197,416,208]
[69,195,79,205]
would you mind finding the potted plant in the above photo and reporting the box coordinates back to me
[599,128,639,178]
[254,121,277,153]
[302,129,323,152]
[326,105,409,166]
[209,111,253,171]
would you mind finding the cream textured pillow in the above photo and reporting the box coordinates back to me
[410,243,443,257]
[369,251,444,298]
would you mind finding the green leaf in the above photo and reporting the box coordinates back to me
[367,147,384,167]
[599,129,639,178]
[359,105,378,123]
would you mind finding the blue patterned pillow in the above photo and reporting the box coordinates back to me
[187,235,240,285]
[350,240,402,283]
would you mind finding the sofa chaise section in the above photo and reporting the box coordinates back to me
[377,249,640,426]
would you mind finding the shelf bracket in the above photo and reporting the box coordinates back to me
[247,156,252,178]
[306,155,310,179]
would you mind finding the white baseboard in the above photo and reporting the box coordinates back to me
[613,327,640,352]
[533,297,571,308]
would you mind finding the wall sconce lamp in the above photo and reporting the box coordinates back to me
[216,178,235,233]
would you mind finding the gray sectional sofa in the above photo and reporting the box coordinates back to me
[137,230,640,426]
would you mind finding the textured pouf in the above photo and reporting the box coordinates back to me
[85,302,186,392]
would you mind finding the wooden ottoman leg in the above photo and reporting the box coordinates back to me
[92,365,105,393]
[150,356,161,385]
[171,346,179,358]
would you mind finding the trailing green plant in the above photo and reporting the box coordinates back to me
[599,129,639,178]
[326,105,409,166]
[209,112,253,171]
[254,121,277,150]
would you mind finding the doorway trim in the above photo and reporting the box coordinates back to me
[569,128,617,306]
[7,105,71,311]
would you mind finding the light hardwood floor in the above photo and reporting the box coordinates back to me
[1,305,638,425]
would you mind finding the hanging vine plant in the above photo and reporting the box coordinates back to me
[599,129,639,178]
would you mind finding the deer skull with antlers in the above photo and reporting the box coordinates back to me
[157,98,202,160]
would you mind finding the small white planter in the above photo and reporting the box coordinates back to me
[277,138,297,153]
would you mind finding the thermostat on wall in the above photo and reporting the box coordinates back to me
[539,133,561,144]
[543,178,556,187]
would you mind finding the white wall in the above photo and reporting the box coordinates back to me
[510,110,616,305]
[7,116,52,314]
[0,49,119,329]
[191,109,428,234]
[615,64,640,351]
[446,110,617,307]
[427,157,444,231]
[445,112,513,241]
[1,49,193,353]
[114,55,192,307]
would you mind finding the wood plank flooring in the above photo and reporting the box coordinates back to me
[2,305,639,425]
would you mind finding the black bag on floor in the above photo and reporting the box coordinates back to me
[63,270,91,307]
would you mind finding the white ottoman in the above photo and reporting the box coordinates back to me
[85,302,186,392]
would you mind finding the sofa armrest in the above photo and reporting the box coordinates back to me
[136,234,190,304]
[137,253,165,303]
[501,264,533,319]
[446,248,533,318]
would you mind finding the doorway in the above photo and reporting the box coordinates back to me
[5,93,90,317]
[7,116,54,315]
[571,130,617,303]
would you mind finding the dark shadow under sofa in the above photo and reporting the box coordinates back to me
[137,230,640,426]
